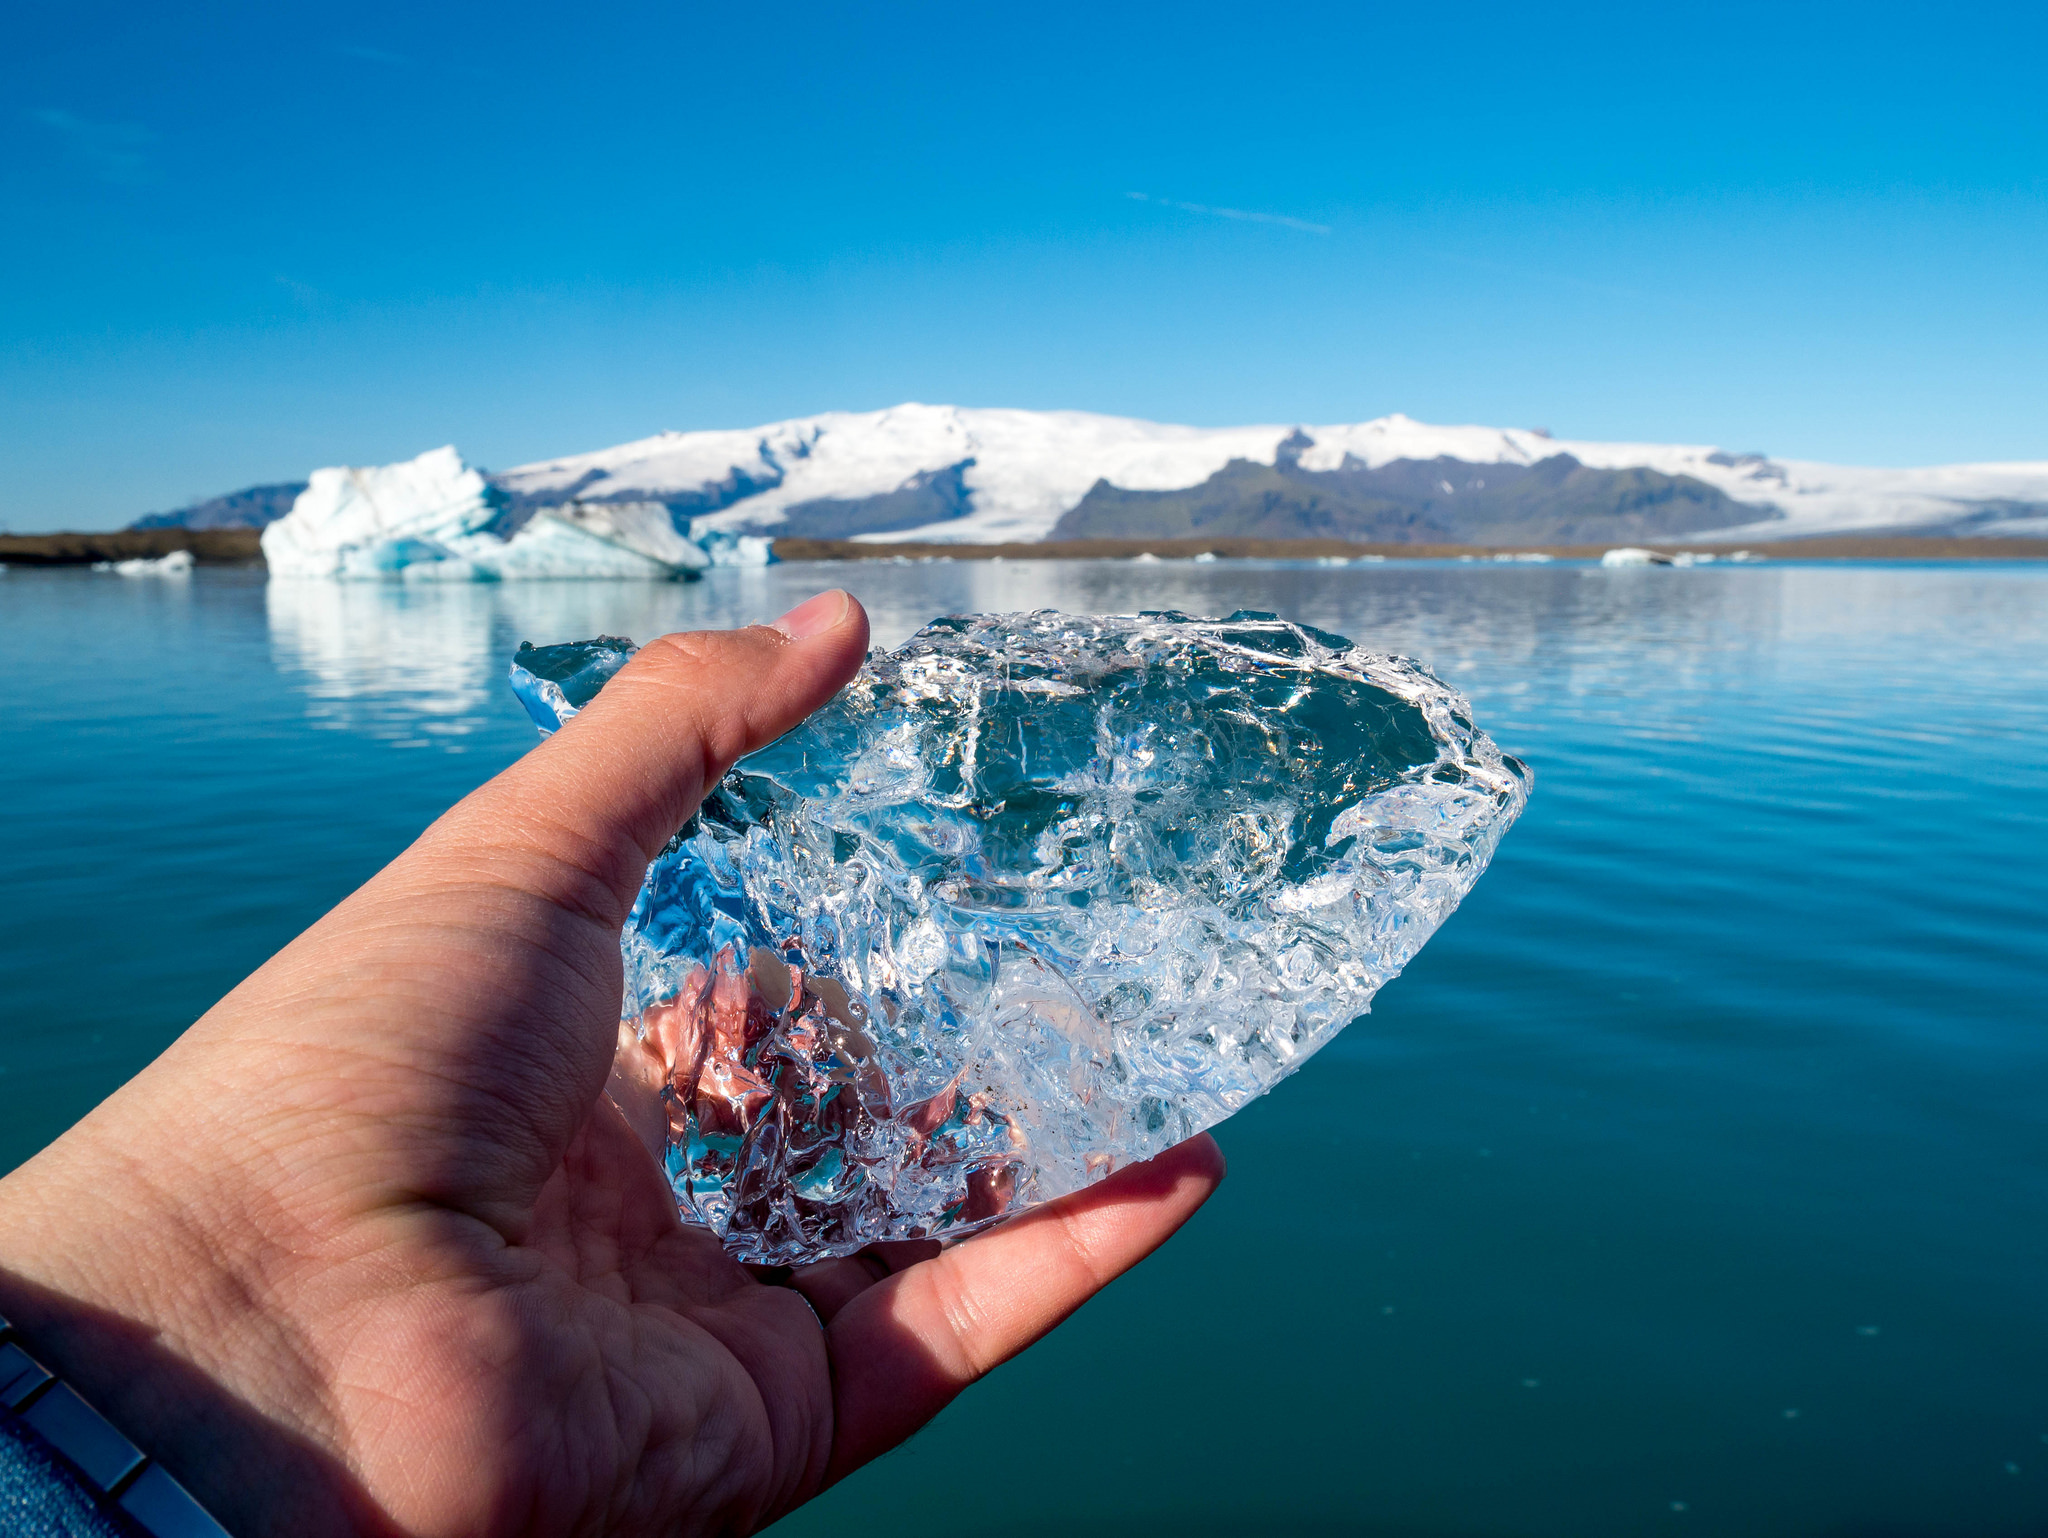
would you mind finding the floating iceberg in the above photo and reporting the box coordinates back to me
[1599,547,1747,568]
[688,528,777,568]
[1600,546,1668,567]
[511,611,1528,1263]
[93,549,194,577]
[261,447,716,580]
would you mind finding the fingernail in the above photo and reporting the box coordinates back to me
[770,589,849,641]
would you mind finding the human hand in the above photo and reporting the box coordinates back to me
[0,591,1224,1537]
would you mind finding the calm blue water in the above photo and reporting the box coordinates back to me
[4,560,2047,1537]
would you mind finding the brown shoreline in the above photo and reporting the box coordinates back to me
[3,528,2044,568]
[0,528,264,566]
[771,535,2048,563]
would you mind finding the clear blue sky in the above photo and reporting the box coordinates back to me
[4,0,2044,529]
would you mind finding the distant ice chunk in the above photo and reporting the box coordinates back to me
[261,447,708,580]
[1601,546,1669,567]
[689,528,777,567]
[511,610,1529,1263]
[490,506,710,579]
[93,549,194,577]
[508,636,639,736]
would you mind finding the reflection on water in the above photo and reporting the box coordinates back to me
[264,561,2048,751]
[266,572,781,744]
[266,580,505,742]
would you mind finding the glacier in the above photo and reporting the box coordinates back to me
[487,404,2048,546]
[259,446,753,580]
[510,610,1529,1263]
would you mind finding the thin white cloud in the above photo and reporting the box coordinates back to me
[29,108,153,184]
[1126,190,1330,236]
[274,274,326,306]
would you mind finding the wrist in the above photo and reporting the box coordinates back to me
[0,1142,375,1538]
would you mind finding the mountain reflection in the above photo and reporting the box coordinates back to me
[264,561,2048,749]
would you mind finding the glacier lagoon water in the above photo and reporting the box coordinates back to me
[3,559,2046,1537]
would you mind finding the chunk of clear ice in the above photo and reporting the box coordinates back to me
[510,611,1528,1263]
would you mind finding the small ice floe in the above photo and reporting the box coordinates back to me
[92,549,195,577]
[1491,551,1554,563]
[692,529,775,568]
[1601,548,1762,568]
[1315,555,1350,567]
[1133,551,1162,563]
[1193,550,1219,563]
[1601,547,1670,567]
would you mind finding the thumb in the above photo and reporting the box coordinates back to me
[428,589,869,924]
[206,592,869,1233]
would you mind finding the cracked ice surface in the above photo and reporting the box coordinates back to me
[510,611,1528,1263]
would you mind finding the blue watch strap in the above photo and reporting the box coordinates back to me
[0,1311,232,1538]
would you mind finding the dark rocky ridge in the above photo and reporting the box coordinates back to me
[775,459,977,538]
[131,482,306,530]
[1051,452,1770,544]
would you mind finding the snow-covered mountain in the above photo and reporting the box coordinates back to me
[254,405,2048,580]
[491,404,2048,544]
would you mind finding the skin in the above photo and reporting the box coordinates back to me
[0,590,1224,1537]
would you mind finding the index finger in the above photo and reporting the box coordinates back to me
[820,1134,1227,1483]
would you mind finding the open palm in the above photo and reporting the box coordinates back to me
[0,592,1222,1537]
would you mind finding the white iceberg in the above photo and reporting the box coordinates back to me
[261,447,712,580]
[93,549,195,577]
[686,528,776,568]
[1600,547,1670,567]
